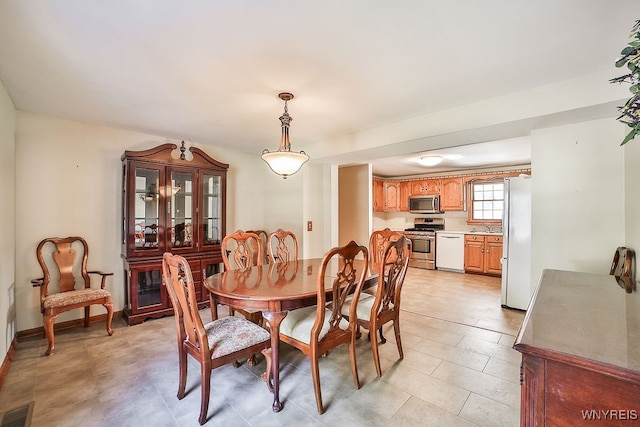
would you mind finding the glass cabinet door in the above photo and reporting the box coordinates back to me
[201,172,222,248]
[134,167,160,252]
[169,170,195,251]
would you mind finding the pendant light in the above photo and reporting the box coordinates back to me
[261,92,309,179]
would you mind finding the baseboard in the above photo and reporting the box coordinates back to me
[16,310,124,341]
[0,336,18,391]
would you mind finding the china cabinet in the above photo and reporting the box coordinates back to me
[121,142,228,325]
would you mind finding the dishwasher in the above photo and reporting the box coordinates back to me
[435,232,465,272]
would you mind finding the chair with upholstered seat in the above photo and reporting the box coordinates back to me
[31,236,114,356]
[267,228,299,263]
[278,240,369,414]
[345,235,411,377]
[221,230,265,326]
[162,252,271,425]
[364,228,404,342]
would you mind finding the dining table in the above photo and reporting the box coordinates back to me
[203,257,376,412]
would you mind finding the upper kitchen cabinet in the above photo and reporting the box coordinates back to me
[410,178,440,196]
[399,181,411,211]
[440,177,465,211]
[384,181,401,211]
[121,142,228,325]
[373,178,384,212]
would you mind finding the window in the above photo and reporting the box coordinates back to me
[471,181,504,221]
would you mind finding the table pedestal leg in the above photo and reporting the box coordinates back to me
[262,310,286,412]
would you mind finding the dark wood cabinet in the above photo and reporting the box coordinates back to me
[121,142,228,325]
[515,269,640,426]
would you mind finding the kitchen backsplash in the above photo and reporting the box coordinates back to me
[373,211,502,233]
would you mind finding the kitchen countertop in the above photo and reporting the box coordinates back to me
[436,230,503,236]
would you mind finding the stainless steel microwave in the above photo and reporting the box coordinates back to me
[409,195,442,213]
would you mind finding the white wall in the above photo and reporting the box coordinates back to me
[14,112,303,332]
[625,139,640,253]
[0,80,16,358]
[531,118,626,288]
[338,164,371,247]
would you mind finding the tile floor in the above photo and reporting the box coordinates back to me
[0,268,525,426]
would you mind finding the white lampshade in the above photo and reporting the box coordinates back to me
[261,150,309,178]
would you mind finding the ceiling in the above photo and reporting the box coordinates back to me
[0,1,637,176]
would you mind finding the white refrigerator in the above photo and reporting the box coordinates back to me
[501,175,532,310]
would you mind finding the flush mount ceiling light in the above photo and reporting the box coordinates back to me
[261,92,309,179]
[417,156,443,166]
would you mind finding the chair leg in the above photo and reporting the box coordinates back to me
[393,319,404,360]
[199,363,212,425]
[370,330,383,377]
[104,302,114,336]
[378,327,386,344]
[310,353,324,414]
[177,348,187,400]
[349,335,361,389]
[84,306,90,328]
[44,313,58,356]
[261,347,273,392]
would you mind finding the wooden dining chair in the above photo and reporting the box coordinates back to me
[610,246,635,292]
[221,230,265,327]
[278,240,369,414]
[346,235,411,377]
[246,229,270,265]
[368,228,403,275]
[267,228,299,263]
[31,236,114,356]
[162,252,271,425]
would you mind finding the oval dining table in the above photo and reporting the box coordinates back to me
[203,257,376,412]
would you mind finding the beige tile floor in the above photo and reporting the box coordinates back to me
[0,268,525,426]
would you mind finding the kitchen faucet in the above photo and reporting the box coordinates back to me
[481,223,493,232]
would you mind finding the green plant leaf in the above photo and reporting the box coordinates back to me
[621,128,638,145]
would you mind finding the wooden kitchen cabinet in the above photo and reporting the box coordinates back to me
[410,178,440,196]
[464,234,503,275]
[399,181,410,211]
[121,142,228,325]
[373,178,384,212]
[384,181,401,211]
[440,177,464,211]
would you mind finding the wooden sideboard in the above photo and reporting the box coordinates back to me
[514,269,640,426]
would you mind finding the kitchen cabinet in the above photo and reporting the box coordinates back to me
[399,181,410,211]
[436,232,465,272]
[464,234,503,275]
[384,181,401,211]
[373,178,384,212]
[121,142,228,325]
[440,177,464,211]
[410,178,440,196]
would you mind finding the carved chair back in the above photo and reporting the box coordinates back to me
[368,228,403,275]
[221,230,263,270]
[267,228,299,263]
[246,229,269,265]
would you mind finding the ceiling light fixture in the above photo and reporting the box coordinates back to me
[261,92,309,179]
[418,156,443,167]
